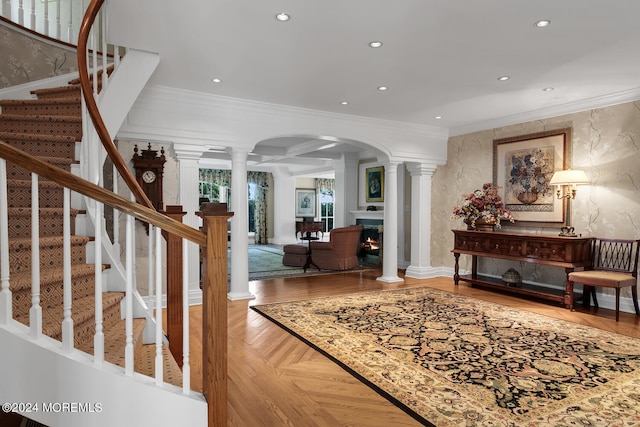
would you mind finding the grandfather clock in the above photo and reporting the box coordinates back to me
[131,143,166,211]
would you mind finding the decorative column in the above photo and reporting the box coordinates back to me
[174,144,207,302]
[271,167,297,245]
[405,163,439,278]
[228,149,253,300]
[333,152,358,228]
[377,161,403,283]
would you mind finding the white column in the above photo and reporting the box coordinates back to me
[228,149,253,300]
[174,144,207,302]
[405,163,439,278]
[377,161,403,283]
[271,167,297,245]
[333,153,358,228]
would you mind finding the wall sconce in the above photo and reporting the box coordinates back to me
[549,169,590,237]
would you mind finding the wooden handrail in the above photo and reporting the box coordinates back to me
[76,0,154,210]
[0,140,205,247]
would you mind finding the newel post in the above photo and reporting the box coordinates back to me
[200,203,233,427]
[163,205,186,366]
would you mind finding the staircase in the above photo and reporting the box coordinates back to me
[0,77,183,426]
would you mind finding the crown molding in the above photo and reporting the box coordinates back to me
[450,88,640,137]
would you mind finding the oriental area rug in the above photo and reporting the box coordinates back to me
[251,287,640,427]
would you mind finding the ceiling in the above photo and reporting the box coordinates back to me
[110,0,640,172]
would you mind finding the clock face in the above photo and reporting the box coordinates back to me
[142,170,156,184]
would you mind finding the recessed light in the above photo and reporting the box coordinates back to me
[542,87,554,91]
[275,13,290,21]
[340,101,349,105]
[434,116,443,120]
[211,78,222,83]
[497,76,510,81]
[369,41,383,48]
[378,86,388,91]
[535,20,551,28]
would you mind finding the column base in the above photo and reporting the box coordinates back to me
[376,275,404,283]
[227,291,255,301]
[404,265,440,279]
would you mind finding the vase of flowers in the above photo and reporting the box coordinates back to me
[452,183,514,230]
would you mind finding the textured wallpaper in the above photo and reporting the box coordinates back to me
[432,100,640,302]
[0,21,78,88]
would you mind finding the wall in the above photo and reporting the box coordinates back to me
[432,100,640,307]
[0,19,78,88]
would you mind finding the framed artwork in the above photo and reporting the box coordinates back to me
[295,188,316,218]
[365,166,384,203]
[493,128,571,227]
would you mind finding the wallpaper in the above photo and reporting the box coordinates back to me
[431,100,640,301]
[0,21,78,88]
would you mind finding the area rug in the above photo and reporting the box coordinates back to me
[231,245,374,281]
[251,286,640,426]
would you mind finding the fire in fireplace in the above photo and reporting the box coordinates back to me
[356,219,382,264]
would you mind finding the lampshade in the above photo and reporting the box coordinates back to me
[549,169,590,185]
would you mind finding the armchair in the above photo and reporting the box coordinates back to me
[310,225,362,271]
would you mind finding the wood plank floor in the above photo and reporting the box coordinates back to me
[180,269,640,426]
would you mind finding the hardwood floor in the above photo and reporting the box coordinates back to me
[181,269,640,426]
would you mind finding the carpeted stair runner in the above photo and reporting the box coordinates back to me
[0,75,182,400]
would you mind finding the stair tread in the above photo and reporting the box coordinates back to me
[0,131,77,143]
[0,96,81,106]
[77,317,146,367]
[8,234,90,246]
[0,113,82,122]
[7,207,80,215]
[13,292,125,337]
[135,343,184,388]
[31,84,81,95]
[9,263,100,292]
[6,178,65,188]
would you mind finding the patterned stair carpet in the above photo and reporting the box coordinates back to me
[252,286,640,427]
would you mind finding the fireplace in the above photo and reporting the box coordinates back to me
[356,219,383,264]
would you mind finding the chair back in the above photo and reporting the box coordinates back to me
[591,238,640,277]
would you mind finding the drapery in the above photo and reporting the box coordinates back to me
[199,169,271,244]
[248,171,270,244]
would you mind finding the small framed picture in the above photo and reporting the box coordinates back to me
[295,188,316,217]
[365,166,384,203]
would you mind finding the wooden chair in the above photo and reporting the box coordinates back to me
[568,238,640,321]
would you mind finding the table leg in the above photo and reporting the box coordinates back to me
[564,267,574,310]
[453,253,460,285]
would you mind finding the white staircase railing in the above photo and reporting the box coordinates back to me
[1,0,87,45]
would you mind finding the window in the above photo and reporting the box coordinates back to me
[320,190,334,232]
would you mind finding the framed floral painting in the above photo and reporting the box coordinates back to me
[493,128,571,227]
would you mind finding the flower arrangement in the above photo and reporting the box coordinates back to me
[452,183,514,228]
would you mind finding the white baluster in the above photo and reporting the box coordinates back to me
[182,239,190,394]
[67,0,73,43]
[91,28,98,98]
[93,200,104,365]
[154,225,163,385]
[100,6,108,91]
[18,0,24,25]
[55,0,61,41]
[0,159,12,325]
[112,163,119,254]
[61,188,73,353]
[1,1,11,20]
[43,0,48,37]
[148,222,154,304]
[29,0,35,31]
[124,212,134,375]
[29,173,42,339]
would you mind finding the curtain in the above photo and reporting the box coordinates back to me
[316,178,335,195]
[248,171,270,244]
[199,169,271,244]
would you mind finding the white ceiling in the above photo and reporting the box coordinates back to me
[110,0,640,171]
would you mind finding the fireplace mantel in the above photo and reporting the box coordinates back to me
[350,210,384,220]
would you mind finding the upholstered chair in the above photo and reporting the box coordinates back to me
[310,225,362,271]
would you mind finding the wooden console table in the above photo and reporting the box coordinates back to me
[296,221,323,240]
[452,229,593,308]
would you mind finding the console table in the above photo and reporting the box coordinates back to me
[452,229,593,308]
[296,221,323,240]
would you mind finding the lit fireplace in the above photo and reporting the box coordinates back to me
[356,219,383,264]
